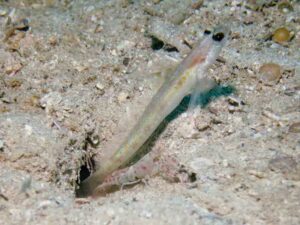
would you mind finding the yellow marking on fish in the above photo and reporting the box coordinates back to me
[175,69,192,89]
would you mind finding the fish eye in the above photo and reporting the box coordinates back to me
[212,32,225,42]
[204,30,211,35]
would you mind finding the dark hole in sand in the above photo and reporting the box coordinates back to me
[150,36,179,52]
[150,36,164,50]
[78,164,91,183]
[77,157,96,185]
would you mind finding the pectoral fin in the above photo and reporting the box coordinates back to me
[188,77,216,111]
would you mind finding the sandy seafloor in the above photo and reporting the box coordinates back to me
[0,0,300,224]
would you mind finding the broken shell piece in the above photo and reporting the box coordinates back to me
[262,109,281,121]
[258,63,281,85]
[75,65,89,72]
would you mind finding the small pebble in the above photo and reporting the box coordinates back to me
[195,120,210,131]
[123,57,130,66]
[94,24,103,33]
[37,200,53,209]
[222,159,229,167]
[288,122,300,133]
[272,27,291,44]
[195,113,211,131]
[48,36,58,46]
[258,63,281,85]
[178,120,199,139]
[117,92,129,103]
[8,79,23,88]
[95,82,105,90]
[27,95,40,107]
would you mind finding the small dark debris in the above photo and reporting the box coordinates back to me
[204,30,211,35]
[123,57,130,66]
[0,193,8,201]
[189,172,197,183]
[182,40,193,49]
